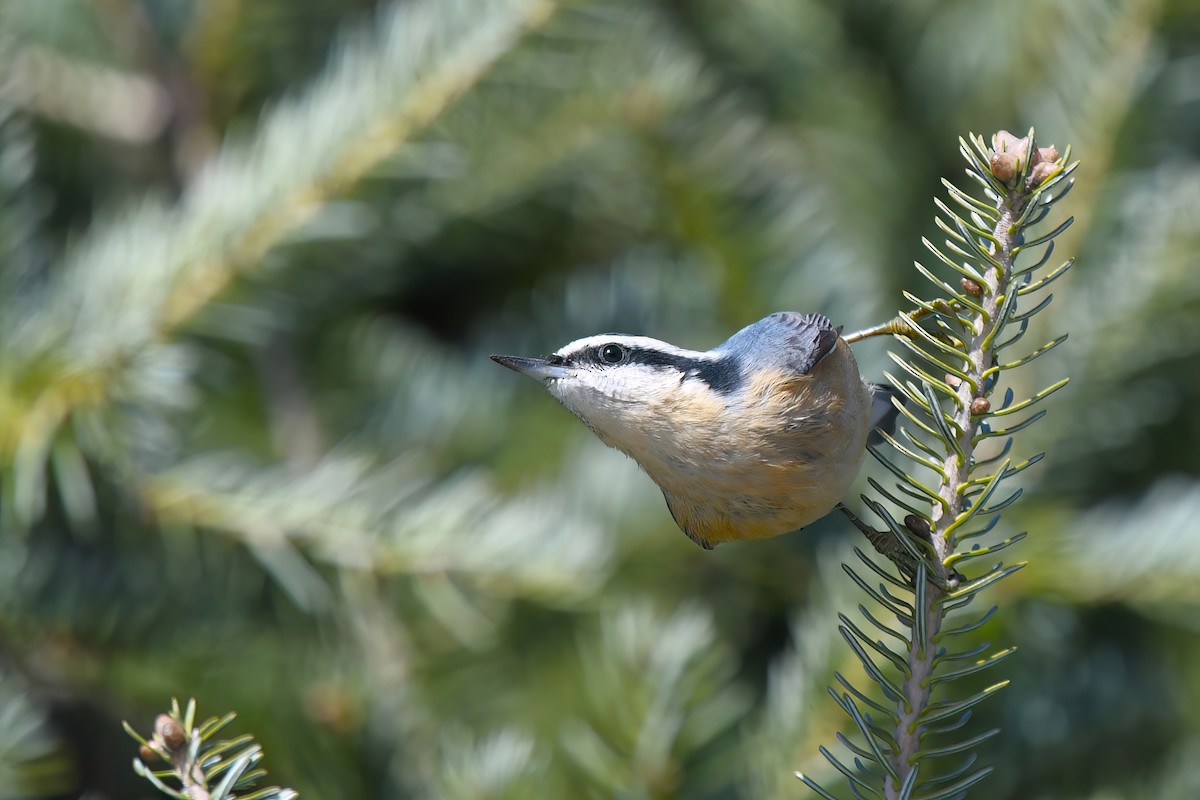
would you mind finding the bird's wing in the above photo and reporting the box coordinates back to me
[765,311,842,374]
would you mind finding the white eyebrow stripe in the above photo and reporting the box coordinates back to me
[555,335,716,361]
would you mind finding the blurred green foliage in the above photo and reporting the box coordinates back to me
[0,0,1197,798]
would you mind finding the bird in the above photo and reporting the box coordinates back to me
[491,312,897,549]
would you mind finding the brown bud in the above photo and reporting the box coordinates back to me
[989,151,1018,183]
[139,743,159,762]
[971,396,991,415]
[961,277,984,297]
[155,714,186,750]
[904,514,932,541]
[1027,161,1057,188]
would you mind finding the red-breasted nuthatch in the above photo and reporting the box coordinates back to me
[492,312,894,549]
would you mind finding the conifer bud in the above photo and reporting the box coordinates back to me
[1035,145,1059,165]
[1027,161,1057,188]
[156,714,186,750]
[991,130,1035,185]
[971,396,991,415]
[990,152,1018,183]
[994,129,1029,155]
[904,514,932,541]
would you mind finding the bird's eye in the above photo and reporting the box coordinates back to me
[599,343,626,365]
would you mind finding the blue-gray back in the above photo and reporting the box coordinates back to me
[715,312,840,376]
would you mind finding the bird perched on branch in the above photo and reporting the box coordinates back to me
[492,312,896,549]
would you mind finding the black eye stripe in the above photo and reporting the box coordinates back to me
[579,345,743,394]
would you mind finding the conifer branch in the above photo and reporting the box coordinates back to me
[0,0,561,474]
[800,129,1076,799]
[142,449,615,602]
[125,698,296,800]
[0,669,70,798]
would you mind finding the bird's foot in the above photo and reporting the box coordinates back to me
[835,503,963,590]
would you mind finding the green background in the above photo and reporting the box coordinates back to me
[0,0,1198,797]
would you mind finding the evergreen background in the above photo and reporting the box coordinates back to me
[1,0,1198,797]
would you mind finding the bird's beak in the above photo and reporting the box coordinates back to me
[490,354,572,381]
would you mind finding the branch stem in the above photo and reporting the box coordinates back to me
[843,317,922,344]
[882,165,1028,800]
[843,300,964,344]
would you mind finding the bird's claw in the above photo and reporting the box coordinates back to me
[836,503,962,590]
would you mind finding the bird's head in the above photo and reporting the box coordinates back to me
[490,334,743,451]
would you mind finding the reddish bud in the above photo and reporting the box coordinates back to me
[990,152,1018,183]
[993,130,1030,160]
[971,396,991,415]
[1034,145,1059,165]
[992,129,1024,154]
[1027,161,1057,188]
[961,277,984,297]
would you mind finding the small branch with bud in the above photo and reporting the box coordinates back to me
[124,698,297,800]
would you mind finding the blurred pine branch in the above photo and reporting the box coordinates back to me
[145,450,614,604]
[1,0,562,494]
[1026,477,1200,615]
[0,670,70,799]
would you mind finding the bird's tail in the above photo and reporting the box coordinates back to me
[867,383,902,445]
